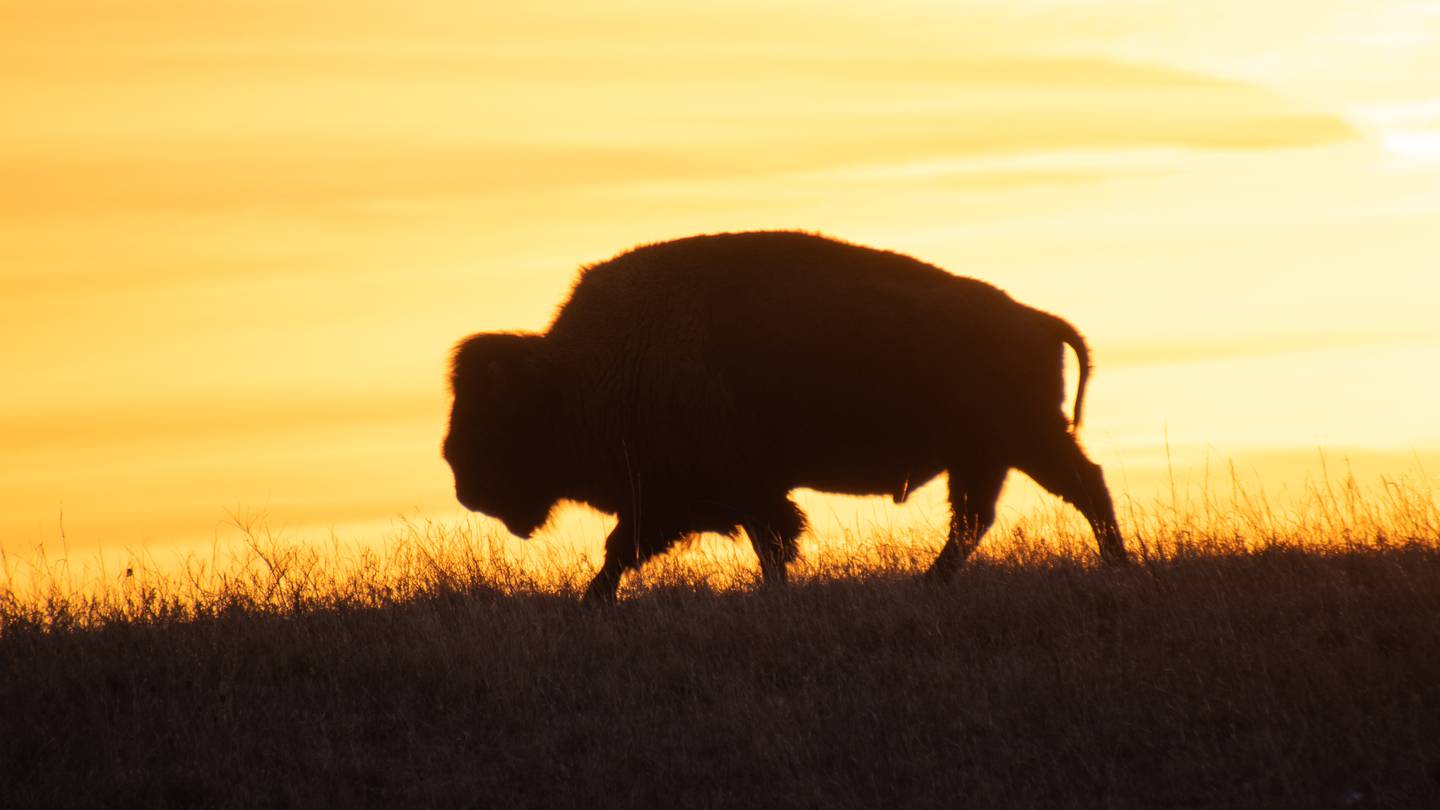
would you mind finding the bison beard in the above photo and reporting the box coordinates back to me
[443,231,1128,603]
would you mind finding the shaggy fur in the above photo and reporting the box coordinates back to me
[444,231,1127,602]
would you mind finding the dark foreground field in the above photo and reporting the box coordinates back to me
[3,538,1440,809]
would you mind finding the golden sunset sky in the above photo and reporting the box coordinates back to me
[3,1,1438,561]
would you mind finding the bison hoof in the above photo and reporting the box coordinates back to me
[581,583,619,606]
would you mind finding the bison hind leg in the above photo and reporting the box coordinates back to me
[929,462,1008,579]
[742,496,808,587]
[1014,428,1128,565]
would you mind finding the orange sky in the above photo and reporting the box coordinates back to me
[2,1,1438,563]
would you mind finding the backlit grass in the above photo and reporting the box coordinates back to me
[2,472,1439,808]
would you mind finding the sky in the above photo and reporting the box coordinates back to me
[2,0,1438,565]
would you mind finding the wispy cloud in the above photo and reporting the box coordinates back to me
[2,48,1354,225]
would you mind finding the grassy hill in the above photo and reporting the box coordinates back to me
[3,504,1440,809]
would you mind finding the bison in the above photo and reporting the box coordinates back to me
[443,231,1127,602]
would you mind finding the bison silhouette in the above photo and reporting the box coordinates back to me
[444,231,1127,602]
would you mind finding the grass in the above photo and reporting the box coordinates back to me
[3,475,1440,809]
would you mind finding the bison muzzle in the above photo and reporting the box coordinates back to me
[443,231,1128,602]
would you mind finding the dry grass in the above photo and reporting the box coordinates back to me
[3,476,1440,809]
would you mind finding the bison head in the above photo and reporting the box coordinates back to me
[443,333,563,538]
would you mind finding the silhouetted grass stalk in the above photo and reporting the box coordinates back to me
[3,467,1436,632]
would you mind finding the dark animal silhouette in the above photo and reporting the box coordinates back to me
[444,231,1128,602]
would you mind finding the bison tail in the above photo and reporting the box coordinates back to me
[1036,311,1092,430]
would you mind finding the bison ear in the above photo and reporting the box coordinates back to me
[450,332,551,394]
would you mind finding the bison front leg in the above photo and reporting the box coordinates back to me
[582,562,626,606]
[583,518,641,604]
[929,464,1007,578]
[583,514,688,604]
[742,497,808,588]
